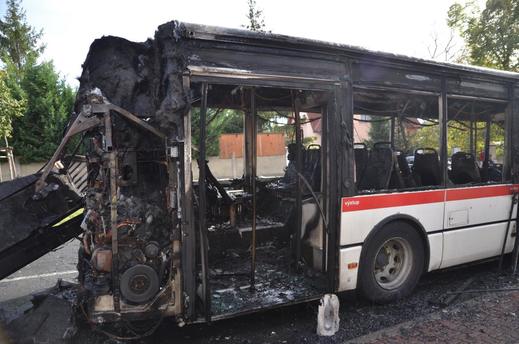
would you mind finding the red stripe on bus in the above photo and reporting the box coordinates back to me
[342,184,519,212]
[342,190,444,212]
[446,184,518,201]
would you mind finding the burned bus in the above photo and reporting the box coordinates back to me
[1,20,519,332]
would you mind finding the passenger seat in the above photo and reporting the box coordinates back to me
[395,150,416,188]
[450,151,480,184]
[412,148,441,186]
[358,142,394,191]
[303,144,321,191]
[354,143,369,186]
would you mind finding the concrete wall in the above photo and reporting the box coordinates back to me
[0,159,44,182]
[192,155,287,180]
[1,156,287,183]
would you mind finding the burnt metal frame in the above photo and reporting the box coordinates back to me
[197,82,211,321]
[181,75,197,320]
[331,83,347,291]
[440,78,449,187]
[504,86,514,182]
[293,93,303,266]
[511,87,519,181]
[470,102,476,157]
[320,102,329,274]
[34,100,171,316]
[249,88,258,290]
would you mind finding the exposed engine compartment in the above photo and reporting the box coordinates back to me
[68,22,190,321]
[58,95,183,322]
[80,193,171,304]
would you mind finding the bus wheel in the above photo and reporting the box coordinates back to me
[358,221,424,303]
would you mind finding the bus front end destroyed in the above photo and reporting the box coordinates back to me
[70,23,189,325]
[68,96,184,324]
[1,18,519,340]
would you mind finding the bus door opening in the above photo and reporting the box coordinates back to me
[191,83,331,318]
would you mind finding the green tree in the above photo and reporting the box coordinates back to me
[244,0,267,32]
[447,0,518,71]
[11,61,75,162]
[0,69,25,137]
[408,123,440,152]
[0,0,44,72]
[1,0,76,162]
[365,117,390,148]
[192,108,244,157]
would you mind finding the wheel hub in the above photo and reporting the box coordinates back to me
[373,237,413,290]
[130,274,150,294]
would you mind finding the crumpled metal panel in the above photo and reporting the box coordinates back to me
[0,173,83,254]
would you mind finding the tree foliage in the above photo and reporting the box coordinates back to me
[365,117,390,148]
[447,0,518,71]
[244,0,267,32]
[0,69,25,137]
[0,0,75,162]
[192,108,244,157]
[0,0,43,73]
[10,62,75,162]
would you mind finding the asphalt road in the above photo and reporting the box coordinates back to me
[1,240,518,343]
[76,257,518,343]
[0,240,79,304]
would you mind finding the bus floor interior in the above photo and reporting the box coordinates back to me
[208,242,325,316]
[200,168,327,316]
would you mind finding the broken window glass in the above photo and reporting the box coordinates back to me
[447,99,508,184]
[353,89,440,191]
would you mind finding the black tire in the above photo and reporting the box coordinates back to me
[358,221,424,303]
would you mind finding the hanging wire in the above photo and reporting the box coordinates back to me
[254,91,292,101]
[256,113,321,126]
[355,105,403,114]
[353,116,391,123]
[264,108,295,119]
[402,118,439,127]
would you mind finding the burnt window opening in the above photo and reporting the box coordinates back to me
[191,83,330,317]
[353,89,440,192]
[447,99,508,185]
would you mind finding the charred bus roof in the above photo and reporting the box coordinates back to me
[78,20,518,130]
[178,21,519,82]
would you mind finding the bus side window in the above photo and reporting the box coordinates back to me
[353,89,440,192]
[447,99,508,185]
